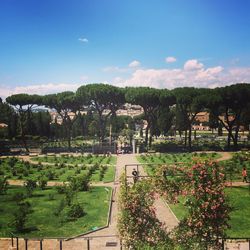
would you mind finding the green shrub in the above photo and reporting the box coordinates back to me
[56,184,67,194]
[45,170,56,180]
[54,199,66,216]
[69,174,90,191]
[99,165,108,181]
[75,167,81,175]
[0,176,8,195]
[12,201,32,232]
[48,193,55,200]
[38,176,48,189]
[67,202,85,220]
[64,187,76,206]
[24,179,37,196]
[12,192,26,202]
[22,169,29,177]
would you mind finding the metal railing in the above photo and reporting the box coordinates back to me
[9,233,122,250]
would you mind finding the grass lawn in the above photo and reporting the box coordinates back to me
[90,165,115,183]
[220,151,250,182]
[225,186,250,237]
[31,154,117,165]
[137,152,220,175]
[0,155,116,183]
[0,185,111,238]
[169,186,250,237]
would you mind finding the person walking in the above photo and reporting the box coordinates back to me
[132,168,139,184]
[242,167,247,182]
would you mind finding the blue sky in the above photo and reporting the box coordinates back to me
[1,0,250,97]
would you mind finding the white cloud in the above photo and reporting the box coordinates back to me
[78,37,88,43]
[102,66,128,73]
[102,60,141,74]
[0,83,82,99]
[165,56,177,63]
[184,59,204,71]
[113,59,250,89]
[129,60,141,68]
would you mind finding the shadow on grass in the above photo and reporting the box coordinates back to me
[14,226,39,235]
[31,193,46,198]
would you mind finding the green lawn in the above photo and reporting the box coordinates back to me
[0,155,116,183]
[225,186,250,237]
[169,186,250,237]
[220,151,250,182]
[137,152,220,175]
[31,154,116,165]
[0,185,111,238]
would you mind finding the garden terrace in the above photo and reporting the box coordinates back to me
[31,154,116,165]
[135,152,250,240]
[0,155,116,183]
[0,185,112,238]
[137,152,220,175]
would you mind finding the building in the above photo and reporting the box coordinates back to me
[192,112,210,131]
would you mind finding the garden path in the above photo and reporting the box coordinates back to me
[123,154,179,231]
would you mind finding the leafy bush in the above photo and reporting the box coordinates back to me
[12,201,32,232]
[54,199,66,216]
[99,165,108,181]
[12,192,26,202]
[24,179,37,196]
[75,167,81,175]
[38,176,48,189]
[56,184,67,194]
[45,169,56,180]
[64,187,76,206]
[118,175,172,249]
[48,193,55,200]
[67,202,85,220]
[69,174,90,191]
[37,162,43,171]
[0,176,8,195]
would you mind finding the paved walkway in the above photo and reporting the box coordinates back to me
[124,154,179,231]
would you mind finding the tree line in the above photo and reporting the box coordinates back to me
[0,83,250,151]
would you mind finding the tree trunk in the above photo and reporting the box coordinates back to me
[145,123,149,150]
[99,116,105,142]
[67,128,71,150]
[65,123,71,150]
[184,130,187,147]
[233,124,240,149]
[218,123,223,136]
[227,128,232,149]
[21,128,29,152]
[149,134,152,149]
[20,114,29,152]
[188,126,192,151]
[179,130,182,138]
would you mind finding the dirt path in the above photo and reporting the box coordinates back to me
[7,179,114,188]
[215,151,232,162]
